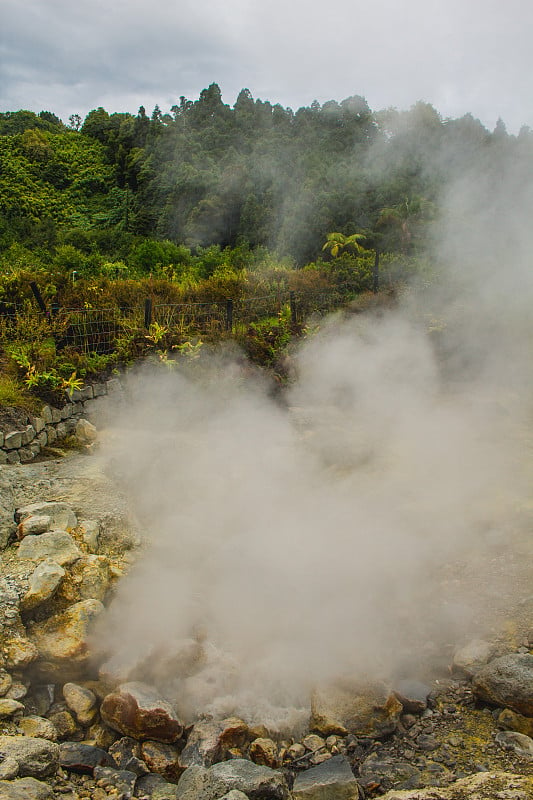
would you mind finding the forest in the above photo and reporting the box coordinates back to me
[0,84,532,403]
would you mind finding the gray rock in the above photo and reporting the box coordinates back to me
[21,425,36,445]
[292,755,359,800]
[62,682,98,726]
[59,741,116,773]
[176,759,290,800]
[494,730,533,758]
[55,423,68,440]
[37,431,47,448]
[60,404,72,420]
[0,452,7,465]
[0,735,59,778]
[79,519,100,551]
[66,554,110,601]
[108,736,149,775]
[17,531,81,566]
[93,765,137,794]
[19,448,35,463]
[45,426,56,445]
[181,717,249,768]
[4,431,22,450]
[75,418,97,444]
[378,771,533,799]
[30,416,45,433]
[0,777,54,799]
[0,758,19,780]
[359,753,422,793]
[21,560,65,610]
[6,451,20,464]
[472,654,533,716]
[310,680,402,738]
[394,680,431,714]
[50,407,61,424]
[93,383,107,397]
[41,406,53,424]
[15,501,77,531]
[17,514,51,539]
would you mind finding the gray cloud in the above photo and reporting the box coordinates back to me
[1,0,533,129]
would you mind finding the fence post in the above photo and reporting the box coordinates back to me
[144,298,152,329]
[30,282,47,318]
[225,299,233,332]
[290,291,297,326]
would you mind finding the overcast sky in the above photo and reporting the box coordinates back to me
[1,0,532,133]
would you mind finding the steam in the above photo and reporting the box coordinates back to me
[95,150,533,728]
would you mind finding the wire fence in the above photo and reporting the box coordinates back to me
[0,283,360,355]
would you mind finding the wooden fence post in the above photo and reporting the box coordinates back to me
[30,282,48,317]
[144,298,153,329]
[225,299,233,332]
[290,291,297,325]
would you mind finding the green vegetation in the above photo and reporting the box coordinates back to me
[0,91,530,400]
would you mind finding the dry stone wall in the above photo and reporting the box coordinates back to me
[0,378,122,465]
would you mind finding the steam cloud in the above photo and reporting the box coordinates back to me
[96,155,533,729]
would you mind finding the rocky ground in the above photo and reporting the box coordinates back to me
[0,435,532,799]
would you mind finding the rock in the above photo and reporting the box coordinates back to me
[0,735,59,778]
[87,721,117,749]
[3,635,39,669]
[4,432,22,450]
[472,654,533,716]
[16,515,50,540]
[136,773,179,798]
[310,680,402,738]
[30,598,105,681]
[452,639,495,677]
[378,771,533,799]
[0,699,24,717]
[18,715,58,741]
[497,708,533,737]
[59,741,116,773]
[494,730,533,758]
[15,502,77,532]
[21,560,65,611]
[108,736,150,775]
[249,737,279,768]
[47,710,78,740]
[0,777,54,800]
[180,716,249,768]
[0,670,12,696]
[292,754,359,800]
[79,519,100,552]
[100,681,184,743]
[0,758,19,780]
[60,555,110,603]
[75,419,97,444]
[62,682,98,726]
[394,680,431,714]
[176,759,290,800]
[141,740,184,781]
[359,753,423,793]
[17,531,82,566]
[93,765,137,794]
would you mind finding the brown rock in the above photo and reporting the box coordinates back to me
[140,740,184,781]
[180,716,250,767]
[100,682,184,743]
[249,737,279,768]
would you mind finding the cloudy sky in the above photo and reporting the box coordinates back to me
[1,0,532,132]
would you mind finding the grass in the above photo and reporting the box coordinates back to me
[0,374,41,413]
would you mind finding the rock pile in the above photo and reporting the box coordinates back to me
[0,493,532,799]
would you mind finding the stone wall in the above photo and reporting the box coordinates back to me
[0,377,122,464]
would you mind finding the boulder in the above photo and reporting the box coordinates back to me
[378,771,533,799]
[0,777,54,800]
[0,735,59,778]
[249,737,279,768]
[21,560,65,611]
[494,730,533,758]
[393,680,431,714]
[62,682,98,726]
[292,755,359,800]
[18,716,58,742]
[75,419,97,444]
[100,682,184,743]
[452,639,495,677]
[472,654,533,716]
[17,531,82,566]
[176,759,290,800]
[0,699,24,718]
[16,515,50,540]
[30,598,105,681]
[15,502,77,532]
[59,742,116,774]
[59,555,110,603]
[180,716,249,768]
[140,740,184,781]
[310,679,402,738]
